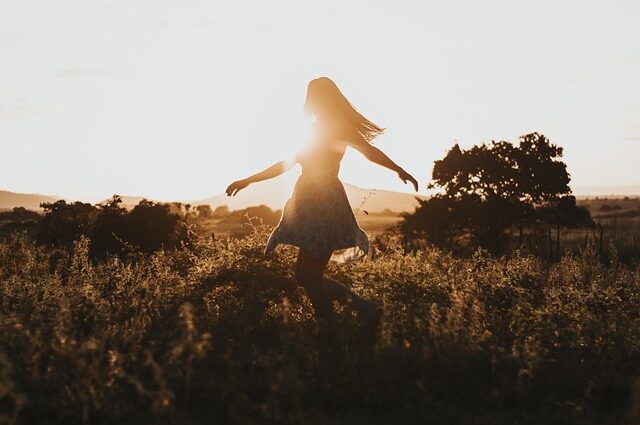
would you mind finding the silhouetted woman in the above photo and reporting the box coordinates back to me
[226,77,418,330]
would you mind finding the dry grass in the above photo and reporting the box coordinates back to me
[1,225,639,424]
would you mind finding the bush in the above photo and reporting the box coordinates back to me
[35,197,188,259]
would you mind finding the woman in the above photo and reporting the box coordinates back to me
[226,77,419,330]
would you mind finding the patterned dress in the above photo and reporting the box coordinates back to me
[264,123,369,263]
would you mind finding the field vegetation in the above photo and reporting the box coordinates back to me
[1,223,639,424]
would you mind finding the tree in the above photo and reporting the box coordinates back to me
[0,207,42,239]
[196,205,214,219]
[121,199,187,253]
[35,196,190,258]
[401,133,591,254]
[37,200,97,249]
[514,133,571,203]
[229,205,280,226]
[0,207,41,222]
[400,195,456,249]
[213,205,231,217]
[90,195,127,258]
[536,195,594,259]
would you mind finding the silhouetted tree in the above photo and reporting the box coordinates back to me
[400,195,456,249]
[90,195,127,258]
[514,133,571,203]
[229,205,281,226]
[402,133,591,254]
[213,205,231,217]
[536,195,594,259]
[0,207,42,239]
[37,200,97,249]
[121,199,187,253]
[196,205,214,219]
[0,207,42,222]
[34,196,189,258]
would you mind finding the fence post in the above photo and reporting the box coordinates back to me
[599,223,604,257]
[556,223,561,260]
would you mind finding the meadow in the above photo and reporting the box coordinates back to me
[193,197,640,263]
[194,208,402,239]
[1,221,639,425]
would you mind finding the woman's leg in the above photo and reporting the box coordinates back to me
[322,276,379,312]
[320,264,382,334]
[295,248,380,317]
[295,248,333,320]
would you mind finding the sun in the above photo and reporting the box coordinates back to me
[281,115,317,168]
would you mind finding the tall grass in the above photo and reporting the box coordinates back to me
[1,225,639,424]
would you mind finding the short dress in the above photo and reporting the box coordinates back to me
[264,124,369,263]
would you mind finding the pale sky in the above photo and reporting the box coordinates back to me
[1,0,639,202]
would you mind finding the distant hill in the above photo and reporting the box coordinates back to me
[0,190,60,211]
[1,182,424,213]
[5,182,638,213]
[192,179,426,213]
[573,185,640,197]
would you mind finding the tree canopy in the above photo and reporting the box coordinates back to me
[401,133,593,254]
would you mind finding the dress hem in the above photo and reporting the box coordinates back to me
[264,228,369,263]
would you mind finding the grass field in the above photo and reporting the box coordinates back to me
[1,224,639,424]
[192,209,402,239]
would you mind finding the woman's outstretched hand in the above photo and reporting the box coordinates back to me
[226,179,249,197]
[398,169,419,192]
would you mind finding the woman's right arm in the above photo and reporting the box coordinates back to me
[226,160,296,197]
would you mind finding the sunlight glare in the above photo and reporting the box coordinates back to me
[278,114,316,197]
[282,114,316,169]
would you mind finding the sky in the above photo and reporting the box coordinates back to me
[1,0,639,203]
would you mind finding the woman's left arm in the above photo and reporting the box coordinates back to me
[346,138,419,192]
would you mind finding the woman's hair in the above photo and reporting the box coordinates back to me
[303,77,384,144]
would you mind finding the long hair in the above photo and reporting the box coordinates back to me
[303,77,384,144]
